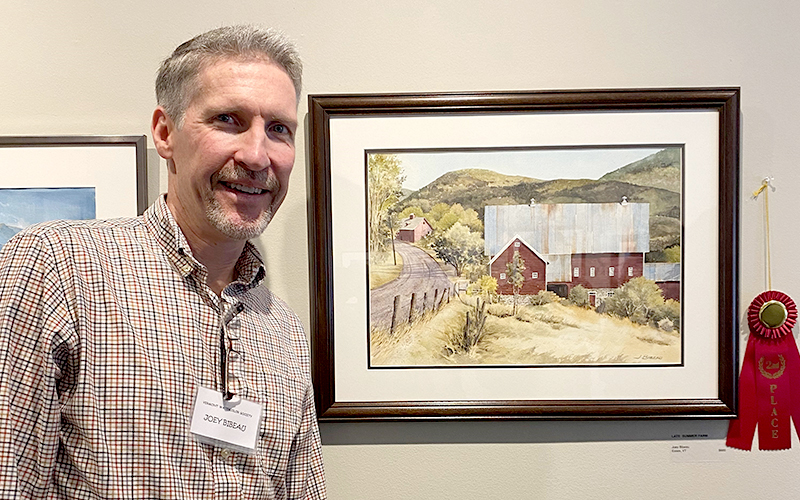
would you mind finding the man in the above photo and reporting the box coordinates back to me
[0,26,326,499]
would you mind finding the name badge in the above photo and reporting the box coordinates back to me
[190,387,264,454]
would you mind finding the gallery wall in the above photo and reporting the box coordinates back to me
[2,1,799,497]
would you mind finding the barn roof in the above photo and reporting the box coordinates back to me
[398,215,432,231]
[484,202,650,256]
[488,234,547,266]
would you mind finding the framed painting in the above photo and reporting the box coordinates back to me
[308,88,739,420]
[0,136,147,248]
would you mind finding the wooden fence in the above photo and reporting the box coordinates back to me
[388,285,455,335]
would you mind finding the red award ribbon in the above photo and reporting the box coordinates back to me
[727,290,800,450]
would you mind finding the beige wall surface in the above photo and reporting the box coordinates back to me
[2,0,799,498]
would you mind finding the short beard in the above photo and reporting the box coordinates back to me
[205,163,279,240]
[205,197,273,240]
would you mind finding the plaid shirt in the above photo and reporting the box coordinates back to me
[0,196,326,499]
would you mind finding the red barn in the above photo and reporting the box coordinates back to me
[489,236,547,295]
[484,202,654,297]
[570,252,645,290]
[396,214,433,243]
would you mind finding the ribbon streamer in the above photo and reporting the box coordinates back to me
[727,290,800,450]
[752,177,775,289]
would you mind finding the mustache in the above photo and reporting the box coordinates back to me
[215,164,279,191]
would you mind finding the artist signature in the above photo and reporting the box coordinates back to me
[635,355,663,360]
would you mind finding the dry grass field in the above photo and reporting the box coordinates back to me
[370,298,680,366]
[369,251,403,289]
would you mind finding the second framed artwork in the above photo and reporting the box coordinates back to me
[0,135,147,249]
[308,88,739,421]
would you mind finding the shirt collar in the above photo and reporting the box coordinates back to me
[143,195,265,289]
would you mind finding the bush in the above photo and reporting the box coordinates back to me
[604,277,673,327]
[528,290,559,306]
[568,285,590,308]
[654,298,680,330]
[450,297,488,354]
[466,274,498,302]
[664,245,681,263]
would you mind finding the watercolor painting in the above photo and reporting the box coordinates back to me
[0,188,96,247]
[367,147,682,368]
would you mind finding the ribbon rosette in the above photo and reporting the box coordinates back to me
[727,290,800,450]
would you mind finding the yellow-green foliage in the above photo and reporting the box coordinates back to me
[467,275,498,301]
[664,245,681,263]
[568,285,590,308]
[604,277,679,330]
[431,222,484,276]
[529,290,559,306]
[415,202,484,234]
[368,153,405,253]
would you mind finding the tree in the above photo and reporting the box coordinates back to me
[435,211,460,233]
[461,261,490,282]
[505,250,526,315]
[427,203,451,225]
[458,207,483,233]
[367,154,405,254]
[431,222,484,277]
[397,206,425,220]
[425,203,483,234]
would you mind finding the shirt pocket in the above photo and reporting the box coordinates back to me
[254,371,304,478]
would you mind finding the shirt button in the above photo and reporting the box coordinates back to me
[220,449,232,460]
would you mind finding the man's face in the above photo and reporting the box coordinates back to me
[161,57,297,244]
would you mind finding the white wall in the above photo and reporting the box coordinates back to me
[2,1,799,498]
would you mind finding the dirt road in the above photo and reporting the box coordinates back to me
[370,241,454,330]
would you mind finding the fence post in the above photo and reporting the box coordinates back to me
[433,289,440,311]
[390,295,400,335]
[408,293,417,324]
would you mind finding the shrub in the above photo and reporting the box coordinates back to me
[487,302,514,317]
[528,290,559,306]
[664,245,681,263]
[655,298,681,330]
[568,285,590,308]
[604,277,670,326]
[467,275,498,302]
[450,297,488,354]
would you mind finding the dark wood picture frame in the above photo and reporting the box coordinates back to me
[0,135,148,215]
[308,88,739,421]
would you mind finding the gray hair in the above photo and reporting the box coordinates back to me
[155,25,303,127]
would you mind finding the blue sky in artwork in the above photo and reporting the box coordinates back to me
[0,188,95,246]
[396,147,665,191]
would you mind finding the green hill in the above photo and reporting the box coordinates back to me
[599,148,681,193]
[392,148,682,253]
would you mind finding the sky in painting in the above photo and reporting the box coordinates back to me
[394,147,665,191]
[0,187,95,228]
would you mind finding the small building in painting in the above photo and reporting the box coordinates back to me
[484,202,652,297]
[489,235,547,295]
[396,214,433,243]
[644,262,681,301]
